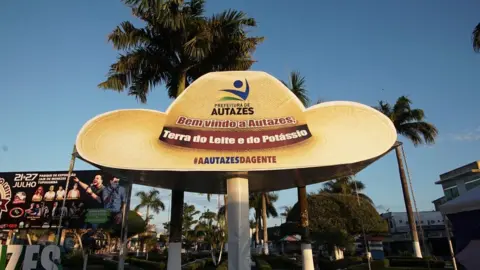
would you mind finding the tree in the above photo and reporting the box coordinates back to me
[99,0,264,102]
[376,96,437,146]
[285,193,387,250]
[134,189,165,225]
[320,176,373,203]
[281,71,310,106]
[280,206,292,223]
[182,203,200,249]
[473,23,480,52]
[100,2,263,266]
[375,96,438,258]
[195,209,227,265]
[249,192,278,254]
[282,70,315,269]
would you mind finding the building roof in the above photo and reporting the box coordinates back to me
[435,161,480,185]
[440,185,480,214]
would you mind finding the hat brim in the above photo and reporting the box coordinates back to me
[76,101,396,173]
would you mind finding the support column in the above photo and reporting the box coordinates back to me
[167,190,184,270]
[56,144,77,244]
[394,143,422,258]
[298,186,314,270]
[117,177,133,270]
[227,172,250,270]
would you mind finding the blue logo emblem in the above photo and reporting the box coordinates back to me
[219,79,250,101]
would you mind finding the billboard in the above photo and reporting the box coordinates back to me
[0,170,127,230]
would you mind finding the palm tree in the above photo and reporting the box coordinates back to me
[280,206,292,223]
[281,71,310,106]
[282,70,315,269]
[100,1,263,268]
[134,189,165,225]
[248,192,278,254]
[99,0,263,102]
[376,96,437,146]
[195,210,226,266]
[321,176,373,203]
[473,22,480,52]
[134,189,164,260]
[375,96,438,258]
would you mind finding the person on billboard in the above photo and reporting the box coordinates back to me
[44,185,56,201]
[32,186,44,202]
[73,174,105,203]
[102,177,126,225]
[56,186,65,200]
[42,203,50,218]
[25,203,36,216]
[67,183,80,199]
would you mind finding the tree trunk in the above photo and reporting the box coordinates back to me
[262,193,269,255]
[167,190,184,270]
[176,72,187,96]
[211,248,217,266]
[298,186,315,270]
[83,253,88,270]
[395,143,422,258]
[217,242,224,265]
[298,187,309,240]
[255,214,260,246]
[223,195,228,224]
[144,206,150,260]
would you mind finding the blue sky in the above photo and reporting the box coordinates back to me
[1,1,480,232]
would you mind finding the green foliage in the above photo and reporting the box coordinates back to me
[134,189,165,224]
[183,203,201,249]
[387,257,445,268]
[194,209,227,265]
[317,256,363,270]
[255,258,272,270]
[473,23,480,52]
[215,260,228,270]
[182,258,213,270]
[256,255,301,269]
[127,257,166,269]
[320,176,373,204]
[286,193,387,247]
[281,71,310,106]
[347,260,387,270]
[61,251,84,267]
[375,96,438,146]
[100,0,263,102]
[109,210,147,238]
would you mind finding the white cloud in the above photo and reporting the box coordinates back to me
[451,126,480,142]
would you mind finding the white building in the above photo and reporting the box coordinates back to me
[433,161,480,210]
[381,211,451,257]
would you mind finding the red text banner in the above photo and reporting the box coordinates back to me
[159,125,312,150]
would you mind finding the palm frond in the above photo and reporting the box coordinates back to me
[108,21,152,50]
[473,23,480,52]
[376,96,437,147]
[282,71,310,106]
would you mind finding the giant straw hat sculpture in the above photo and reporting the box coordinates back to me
[76,71,397,193]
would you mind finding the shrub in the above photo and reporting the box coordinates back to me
[388,256,445,268]
[127,257,166,269]
[255,258,272,270]
[258,255,301,269]
[317,256,363,270]
[182,257,214,270]
[216,260,228,270]
[61,251,83,267]
[103,259,133,270]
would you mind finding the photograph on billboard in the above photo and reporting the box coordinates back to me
[0,170,127,230]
